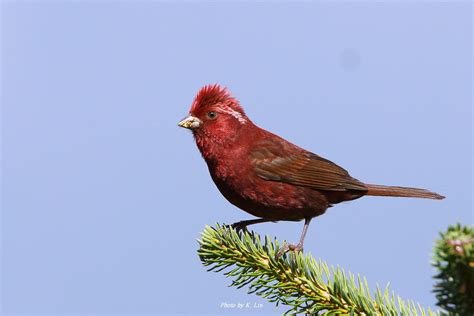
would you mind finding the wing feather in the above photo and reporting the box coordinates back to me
[252,148,367,192]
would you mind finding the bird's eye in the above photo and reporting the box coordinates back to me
[207,111,217,119]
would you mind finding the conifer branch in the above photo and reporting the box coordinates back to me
[198,224,438,315]
[432,223,474,315]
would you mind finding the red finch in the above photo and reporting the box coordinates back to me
[178,85,444,256]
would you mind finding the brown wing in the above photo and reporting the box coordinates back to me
[251,147,367,192]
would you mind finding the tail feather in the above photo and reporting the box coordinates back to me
[366,184,445,200]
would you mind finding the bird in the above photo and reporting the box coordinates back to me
[178,84,444,257]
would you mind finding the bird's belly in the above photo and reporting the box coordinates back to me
[212,174,329,221]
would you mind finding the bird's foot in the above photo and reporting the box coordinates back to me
[276,242,303,259]
[229,221,250,234]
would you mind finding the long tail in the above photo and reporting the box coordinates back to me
[366,184,445,200]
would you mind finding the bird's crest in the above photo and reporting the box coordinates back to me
[190,84,245,117]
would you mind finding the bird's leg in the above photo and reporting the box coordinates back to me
[230,218,276,233]
[277,218,312,259]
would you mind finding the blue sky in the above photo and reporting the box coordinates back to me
[1,1,472,315]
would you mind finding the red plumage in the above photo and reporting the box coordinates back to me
[178,85,444,256]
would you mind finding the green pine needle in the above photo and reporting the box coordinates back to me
[198,224,439,315]
[432,223,474,315]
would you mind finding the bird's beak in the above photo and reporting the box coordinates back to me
[178,115,202,130]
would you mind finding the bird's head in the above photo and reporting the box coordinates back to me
[178,85,251,143]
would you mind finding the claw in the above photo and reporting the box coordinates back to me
[276,242,304,259]
[230,221,250,234]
